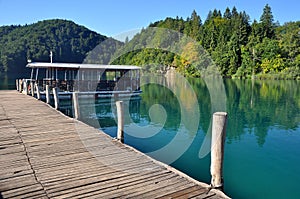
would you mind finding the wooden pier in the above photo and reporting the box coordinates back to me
[0,90,229,199]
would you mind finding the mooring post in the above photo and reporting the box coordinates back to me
[46,85,50,104]
[73,92,80,119]
[16,79,19,91]
[35,83,41,100]
[52,87,59,110]
[116,101,124,143]
[23,80,28,95]
[210,112,227,191]
[30,81,35,97]
[18,79,23,93]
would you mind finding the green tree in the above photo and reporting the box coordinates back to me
[223,7,232,19]
[259,4,275,39]
[277,22,300,61]
[189,10,202,40]
[227,32,241,75]
[0,19,107,78]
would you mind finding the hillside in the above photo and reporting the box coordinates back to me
[112,5,300,79]
[0,19,110,78]
[1,5,299,80]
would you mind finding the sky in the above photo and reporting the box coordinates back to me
[0,0,299,40]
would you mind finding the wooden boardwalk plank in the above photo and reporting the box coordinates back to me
[51,170,171,198]
[0,90,229,199]
[80,173,180,199]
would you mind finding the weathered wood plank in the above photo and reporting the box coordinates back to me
[0,174,40,192]
[36,157,156,182]
[159,185,200,198]
[102,175,187,198]
[0,167,33,180]
[50,170,171,198]
[68,172,178,199]
[0,144,25,155]
[0,90,229,199]
[1,183,45,198]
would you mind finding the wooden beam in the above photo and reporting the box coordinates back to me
[73,92,79,119]
[53,87,59,110]
[30,81,35,97]
[116,101,124,143]
[210,112,227,190]
[35,83,41,100]
[46,85,50,104]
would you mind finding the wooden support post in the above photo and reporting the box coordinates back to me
[46,85,50,104]
[52,87,59,110]
[16,79,19,91]
[210,112,227,191]
[18,79,22,92]
[30,81,34,97]
[116,101,124,143]
[73,92,80,119]
[35,83,41,100]
[23,80,28,95]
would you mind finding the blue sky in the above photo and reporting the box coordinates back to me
[0,0,299,39]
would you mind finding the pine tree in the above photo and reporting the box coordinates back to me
[231,7,238,18]
[227,32,241,76]
[223,7,232,19]
[259,4,275,39]
[125,36,129,44]
[190,10,202,40]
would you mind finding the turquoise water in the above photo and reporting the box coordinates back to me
[2,76,300,198]
[63,77,300,199]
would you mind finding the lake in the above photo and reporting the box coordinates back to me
[0,75,16,90]
[1,75,300,198]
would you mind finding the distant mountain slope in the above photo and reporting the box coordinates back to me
[1,5,299,80]
[0,19,109,78]
[83,37,124,65]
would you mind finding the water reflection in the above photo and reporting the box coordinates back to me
[0,75,16,90]
[224,79,300,146]
[55,77,300,199]
[60,97,142,129]
[60,77,300,150]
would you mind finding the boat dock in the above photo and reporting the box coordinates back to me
[0,90,229,198]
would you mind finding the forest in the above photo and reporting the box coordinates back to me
[112,4,300,79]
[0,4,299,79]
[0,19,108,78]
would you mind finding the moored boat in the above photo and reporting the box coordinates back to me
[23,62,142,98]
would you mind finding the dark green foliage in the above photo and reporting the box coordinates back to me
[1,4,299,80]
[259,4,275,39]
[114,5,299,79]
[111,27,180,73]
[0,19,106,78]
[83,37,123,64]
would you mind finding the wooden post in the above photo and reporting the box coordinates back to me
[23,80,28,95]
[116,101,124,143]
[30,81,35,97]
[35,83,41,100]
[52,87,59,110]
[210,112,227,190]
[46,85,50,104]
[19,79,23,93]
[73,92,80,119]
[16,79,19,91]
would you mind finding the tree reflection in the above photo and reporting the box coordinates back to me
[140,77,300,147]
[63,76,300,148]
[224,79,300,146]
